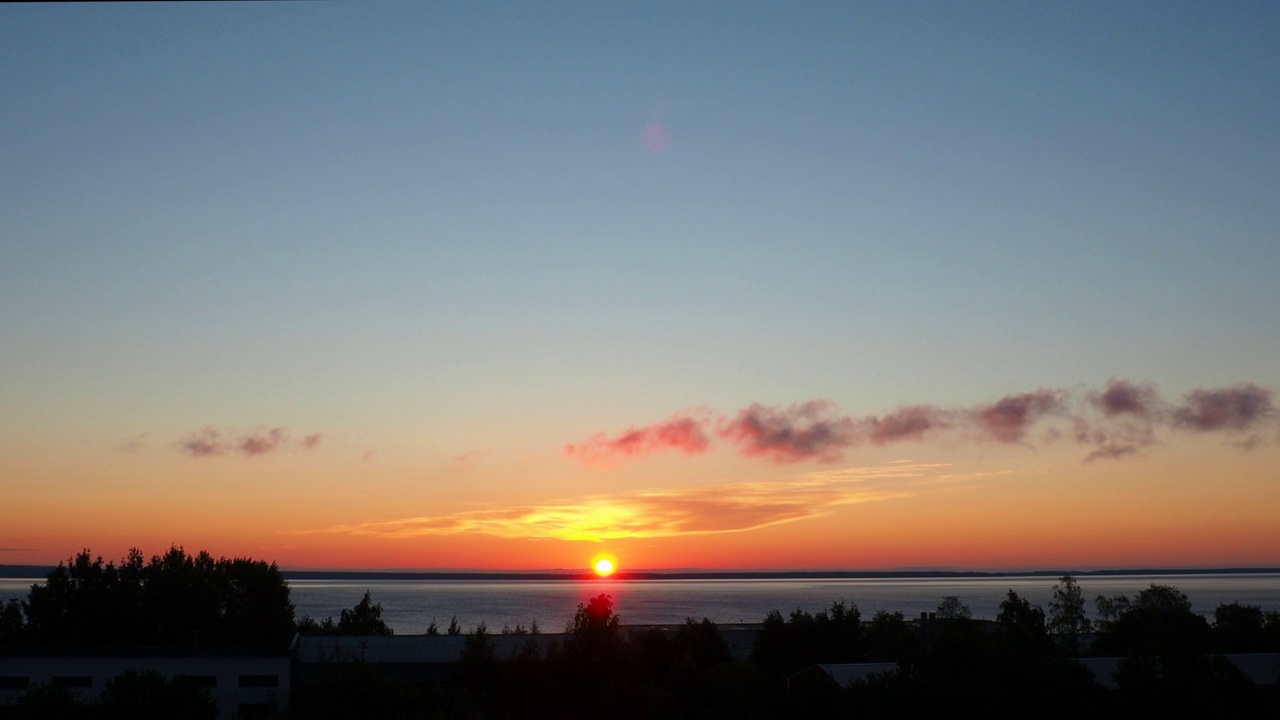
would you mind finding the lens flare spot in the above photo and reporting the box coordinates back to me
[642,122,669,154]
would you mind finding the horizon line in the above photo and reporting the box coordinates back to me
[280,566,1280,580]
[4,564,1279,581]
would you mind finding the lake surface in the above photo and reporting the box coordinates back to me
[290,573,1280,634]
[5,573,1277,635]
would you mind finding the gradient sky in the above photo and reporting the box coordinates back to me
[2,2,1278,571]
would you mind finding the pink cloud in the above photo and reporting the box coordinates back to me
[565,412,711,466]
[718,400,857,463]
[240,427,288,456]
[562,379,1276,468]
[175,425,321,458]
[1092,379,1162,418]
[1076,382,1163,462]
[176,427,231,458]
[1173,383,1274,432]
[864,405,948,444]
[972,389,1064,443]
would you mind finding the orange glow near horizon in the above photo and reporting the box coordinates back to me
[4,440,1279,572]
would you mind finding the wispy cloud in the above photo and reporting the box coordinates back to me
[114,434,148,453]
[1083,441,1143,463]
[176,427,231,458]
[240,427,288,456]
[718,401,857,463]
[1172,383,1273,432]
[864,405,950,445]
[1077,379,1163,462]
[175,426,321,458]
[566,379,1276,466]
[1091,379,1162,419]
[306,462,977,541]
[450,448,492,469]
[971,389,1065,443]
[564,411,712,466]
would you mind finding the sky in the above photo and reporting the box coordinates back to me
[1,2,1278,572]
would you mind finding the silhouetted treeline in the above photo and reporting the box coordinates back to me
[5,554,1280,718]
[292,581,1280,720]
[0,547,294,647]
[295,589,393,636]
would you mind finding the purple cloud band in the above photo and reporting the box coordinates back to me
[565,379,1276,466]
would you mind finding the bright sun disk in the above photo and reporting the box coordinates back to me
[593,558,615,577]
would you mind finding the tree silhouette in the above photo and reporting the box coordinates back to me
[998,589,1046,635]
[935,595,971,620]
[339,590,392,636]
[863,610,918,662]
[1093,592,1131,634]
[1212,602,1270,653]
[750,600,863,677]
[1047,575,1091,637]
[563,593,623,669]
[13,546,294,647]
[296,590,393,636]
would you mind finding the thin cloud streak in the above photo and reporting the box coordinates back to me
[175,426,321,458]
[308,463,975,542]
[450,448,492,469]
[114,434,148,453]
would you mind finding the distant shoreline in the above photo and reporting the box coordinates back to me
[280,567,1280,582]
[6,565,1279,581]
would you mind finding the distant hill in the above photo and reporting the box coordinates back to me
[0,565,54,579]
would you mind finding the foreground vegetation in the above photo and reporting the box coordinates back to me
[291,589,1280,719]
[3,548,1279,718]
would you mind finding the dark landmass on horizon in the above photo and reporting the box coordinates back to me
[3,564,1279,581]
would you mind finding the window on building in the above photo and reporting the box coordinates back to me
[237,674,278,688]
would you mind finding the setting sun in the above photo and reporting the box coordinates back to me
[593,557,615,577]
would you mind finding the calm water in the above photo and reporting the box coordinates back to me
[283,574,1280,634]
[4,573,1278,635]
